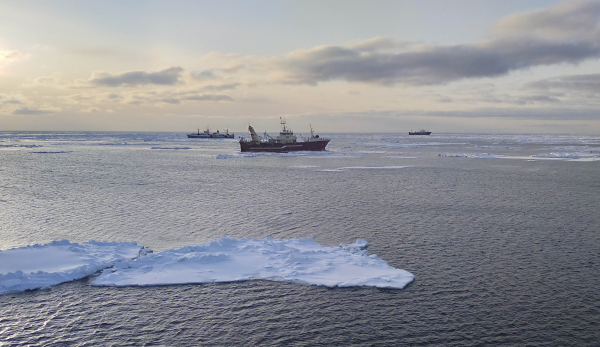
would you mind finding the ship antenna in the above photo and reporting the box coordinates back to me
[280,117,287,132]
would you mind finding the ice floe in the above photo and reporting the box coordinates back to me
[92,238,414,289]
[0,240,143,295]
[1,238,414,294]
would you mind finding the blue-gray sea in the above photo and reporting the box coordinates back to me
[1,131,599,346]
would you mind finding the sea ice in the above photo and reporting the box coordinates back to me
[92,237,414,289]
[438,152,505,159]
[318,166,410,172]
[0,240,143,295]
[150,146,191,150]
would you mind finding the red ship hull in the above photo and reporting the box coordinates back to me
[240,139,330,152]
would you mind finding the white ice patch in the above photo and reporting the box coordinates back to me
[215,153,263,159]
[438,153,506,159]
[531,151,600,160]
[339,166,410,169]
[0,240,143,295]
[150,146,191,150]
[92,238,414,289]
[318,166,411,172]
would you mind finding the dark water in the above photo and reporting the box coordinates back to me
[1,132,599,346]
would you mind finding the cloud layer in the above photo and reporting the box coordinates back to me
[267,1,600,86]
[272,38,600,86]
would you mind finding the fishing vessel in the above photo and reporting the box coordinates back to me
[187,128,234,138]
[239,119,329,152]
[409,129,432,135]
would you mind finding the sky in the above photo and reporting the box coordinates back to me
[1,0,600,134]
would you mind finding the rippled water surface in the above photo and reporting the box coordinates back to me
[1,131,599,346]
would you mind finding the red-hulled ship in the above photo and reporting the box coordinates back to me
[239,119,330,152]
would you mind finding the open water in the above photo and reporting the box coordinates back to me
[1,131,599,346]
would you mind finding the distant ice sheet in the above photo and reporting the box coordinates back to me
[0,240,143,295]
[92,238,414,290]
[439,152,600,161]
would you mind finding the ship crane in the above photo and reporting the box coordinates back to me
[247,125,262,144]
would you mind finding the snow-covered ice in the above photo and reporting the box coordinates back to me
[1,238,414,294]
[92,237,414,289]
[0,240,143,295]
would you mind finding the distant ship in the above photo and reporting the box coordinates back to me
[239,118,330,152]
[409,129,432,135]
[187,128,234,139]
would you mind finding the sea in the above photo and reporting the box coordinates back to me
[1,131,599,346]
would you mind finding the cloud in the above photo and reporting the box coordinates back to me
[1,93,26,105]
[490,0,600,41]
[31,76,72,88]
[265,1,600,86]
[115,90,234,105]
[160,98,181,104]
[525,73,600,93]
[81,107,100,113]
[271,38,600,86]
[12,107,57,115]
[3,99,22,104]
[183,94,234,101]
[0,50,30,70]
[89,66,184,87]
[190,69,216,80]
[201,83,240,91]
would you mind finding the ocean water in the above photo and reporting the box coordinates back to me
[1,131,599,346]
